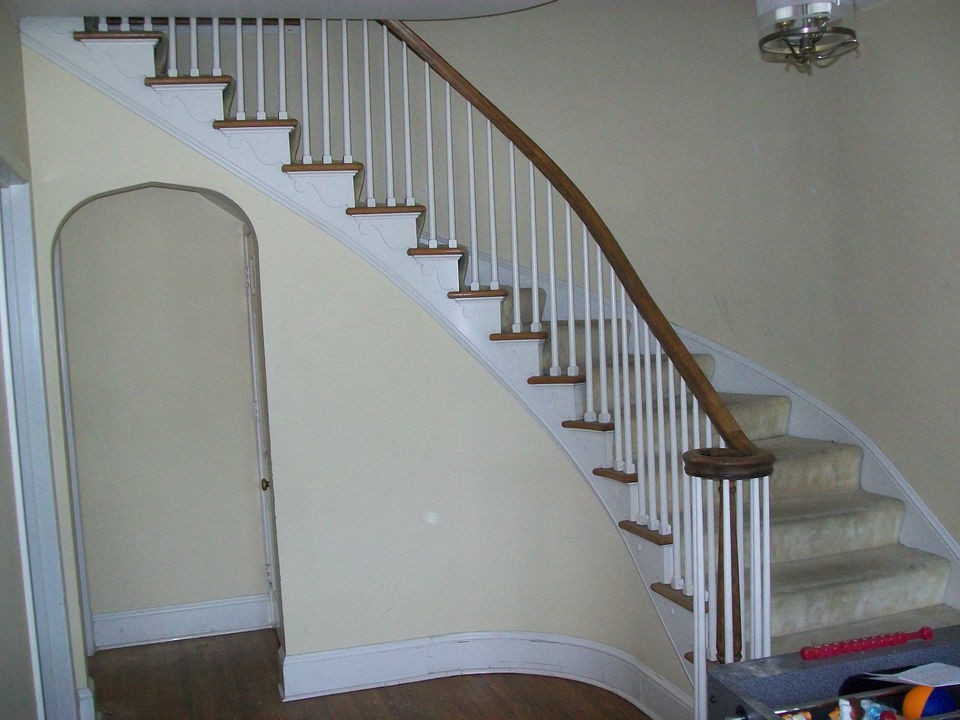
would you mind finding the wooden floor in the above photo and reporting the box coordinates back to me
[89,630,653,719]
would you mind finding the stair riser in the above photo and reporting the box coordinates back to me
[760,441,863,499]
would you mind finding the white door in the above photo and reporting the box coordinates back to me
[243,228,284,645]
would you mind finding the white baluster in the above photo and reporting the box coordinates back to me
[361,21,375,207]
[255,18,266,120]
[596,247,609,422]
[736,478,746,655]
[762,474,771,657]
[750,477,762,658]
[679,378,691,592]
[234,17,247,120]
[666,357,679,537]
[722,479,734,664]
[546,190,559,374]
[299,18,312,164]
[234,18,245,119]
[582,229,596,422]
[643,325,657,529]
[610,268,623,471]
[341,20,353,163]
[401,43,414,204]
[423,64,437,245]
[97,16,107,32]
[632,308,647,522]
[143,16,153,32]
[706,468,718,662]
[120,16,130,32]
[691,475,708,720]
[509,144,521,331]
[528,163,541,332]
[619,285,633,473]
[382,25,396,207]
[189,17,199,77]
[565,204,578,376]
[277,18,288,120]
[444,82,455,247]
[320,20,332,163]
[211,18,221,76]
[167,17,178,78]
[467,103,479,286]
[485,120,499,290]
[655,339,669,532]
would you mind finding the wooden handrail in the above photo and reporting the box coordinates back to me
[383,20,772,470]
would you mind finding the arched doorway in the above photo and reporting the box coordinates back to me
[53,183,281,653]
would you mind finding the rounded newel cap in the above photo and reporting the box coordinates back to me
[682,447,775,481]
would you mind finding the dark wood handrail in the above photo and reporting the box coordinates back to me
[383,20,772,472]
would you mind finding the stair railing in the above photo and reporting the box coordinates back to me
[85,13,776,709]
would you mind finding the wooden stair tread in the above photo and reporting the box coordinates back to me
[283,162,363,173]
[490,331,548,341]
[213,119,298,129]
[346,203,427,215]
[145,75,232,87]
[527,374,586,385]
[74,30,164,41]
[561,418,614,431]
[618,520,672,546]
[447,288,508,299]
[651,582,693,612]
[407,246,464,257]
[594,467,638,484]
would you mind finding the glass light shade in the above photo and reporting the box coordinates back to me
[757,0,857,65]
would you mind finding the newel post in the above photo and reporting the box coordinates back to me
[683,446,775,718]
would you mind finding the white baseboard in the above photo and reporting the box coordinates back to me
[93,593,272,650]
[77,683,96,720]
[280,631,693,720]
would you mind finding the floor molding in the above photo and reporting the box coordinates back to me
[280,631,693,720]
[93,593,272,650]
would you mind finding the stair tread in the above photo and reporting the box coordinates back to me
[772,545,951,636]
[773,604,960,654]
[773,544,949,590]
[770,490,902,522]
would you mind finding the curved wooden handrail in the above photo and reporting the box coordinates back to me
[383,20,772,471]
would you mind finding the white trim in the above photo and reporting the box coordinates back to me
[93,593,273,650]
[280,631,693,720]
[77,685,95,720]
[2,178,78,720]
[0,180,46,719]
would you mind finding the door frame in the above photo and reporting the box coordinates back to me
[53,183,283,652]
[2,171,78,718]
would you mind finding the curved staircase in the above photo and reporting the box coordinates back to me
[20,13,960,716]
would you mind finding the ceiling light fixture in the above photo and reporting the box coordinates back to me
[757,1,858,68]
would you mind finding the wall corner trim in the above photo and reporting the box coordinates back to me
[280,631,693,720]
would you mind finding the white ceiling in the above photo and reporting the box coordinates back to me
[12,0,555,20]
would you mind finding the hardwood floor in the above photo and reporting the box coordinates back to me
[89,630,654,719]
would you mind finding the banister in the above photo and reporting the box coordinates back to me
[383,20,772,466]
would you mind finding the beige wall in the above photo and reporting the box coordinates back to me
[410,0,960,537]
[57,186,267,614]
[0,0,30,179]
[22,46,687,692]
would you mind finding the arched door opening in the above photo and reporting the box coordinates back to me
[53,183,282,654]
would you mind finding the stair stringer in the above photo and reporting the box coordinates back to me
[678,327,960,608]
[22,16,699,687]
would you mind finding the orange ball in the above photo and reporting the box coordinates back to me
[902,685,957,719]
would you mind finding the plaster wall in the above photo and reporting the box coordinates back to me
[21,46,688,693]
[0,0,30,179]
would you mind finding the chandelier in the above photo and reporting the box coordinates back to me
[757,1,858,67]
